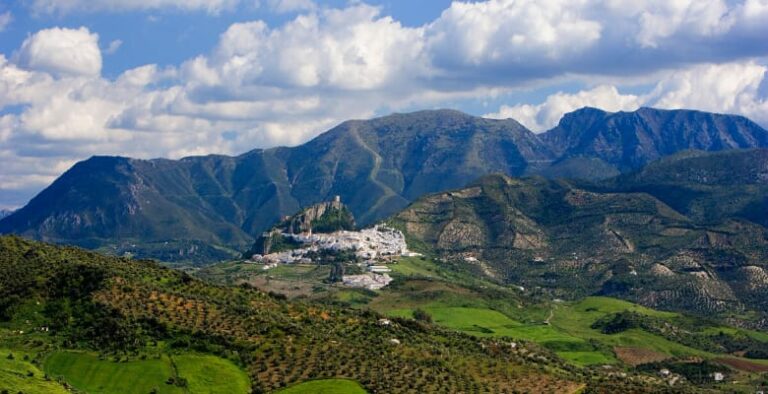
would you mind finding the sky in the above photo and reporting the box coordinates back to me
[0,0,767,209]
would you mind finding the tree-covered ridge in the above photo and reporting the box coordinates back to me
[393,161,768,320]
[3,235,649,393]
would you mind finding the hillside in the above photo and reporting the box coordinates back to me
[244,198,356,258]
[0,235,615,393]
[541,107,768,179]
[2,108,767,263]
[599,149,768,227]
[392,171,768,318]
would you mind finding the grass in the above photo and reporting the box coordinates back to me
[45,351,181,394]
[173,354,251,394]
[276,379,367,393]
[390,256,441,278]
[0,348,69,394]
[386,305,608,366]
[549,297,707,359]
[557,351,615,365]
[43,351,250,394]
[373,278,722,367]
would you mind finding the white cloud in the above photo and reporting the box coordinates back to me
[197,4,426,91]
[487,61,768,131]
[485,85,642,131]
[619,0,735,48]
[648,61,768,125]
[267,0,316,13]
[30,0,242,15]
[16,27,102,77]
[105,39,123,55]
[0,11,11,32]
[427,0,602,68]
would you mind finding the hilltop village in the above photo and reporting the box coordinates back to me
[246,198,419,290]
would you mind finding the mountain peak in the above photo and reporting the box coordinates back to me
[543,106,768,174]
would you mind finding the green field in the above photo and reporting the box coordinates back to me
[374,272,728,367]
[1,348,68,394]
[277,379,367,394]
[173,354,251,394]
[45,351,182,394]
[44,351,250,394]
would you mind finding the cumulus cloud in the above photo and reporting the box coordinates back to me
[194,4,425,91]
[2,1,768,208]
[487,61,768,131]
[427,0,602,68]
[485,86,642,131]
[16,27,102,77]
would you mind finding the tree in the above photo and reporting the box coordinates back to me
[413,309,432,323]
[328,262,345,283]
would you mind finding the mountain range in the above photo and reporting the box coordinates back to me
[1,107,766,262]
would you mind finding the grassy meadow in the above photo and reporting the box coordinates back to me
[43,351,250,394]
[277,379,367,393]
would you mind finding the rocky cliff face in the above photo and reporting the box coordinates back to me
[541,107,768,178]
[245,198,356,257]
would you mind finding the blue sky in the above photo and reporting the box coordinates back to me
[0,0,767,209]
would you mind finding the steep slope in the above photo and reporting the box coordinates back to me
[245,198,356,257]
[599,149,768,227]
[0,235,602,393]
[541,107,768,179]
[393,174,768,316]
[0,110,553,262]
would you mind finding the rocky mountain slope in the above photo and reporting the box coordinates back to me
[600,149,768,227]
[392,153,768,318]
[542,107,768,177]
[245,197,356,257]
[2,107,766,262]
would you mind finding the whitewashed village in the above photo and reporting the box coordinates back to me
[246,197,420,290]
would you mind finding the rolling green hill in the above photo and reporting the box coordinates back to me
[4,235,639,393]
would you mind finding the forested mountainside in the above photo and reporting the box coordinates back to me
[1,108,766,263]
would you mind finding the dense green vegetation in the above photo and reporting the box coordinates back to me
[220,247,768,376]
[276,379,367,394]
[2,235,621,393]
[0,349,68,394]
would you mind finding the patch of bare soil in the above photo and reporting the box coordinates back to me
[614,347,669,366]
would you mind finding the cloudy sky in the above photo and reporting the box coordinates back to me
[0,0,767,209]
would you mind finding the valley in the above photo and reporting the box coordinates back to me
[2,109,768,393]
